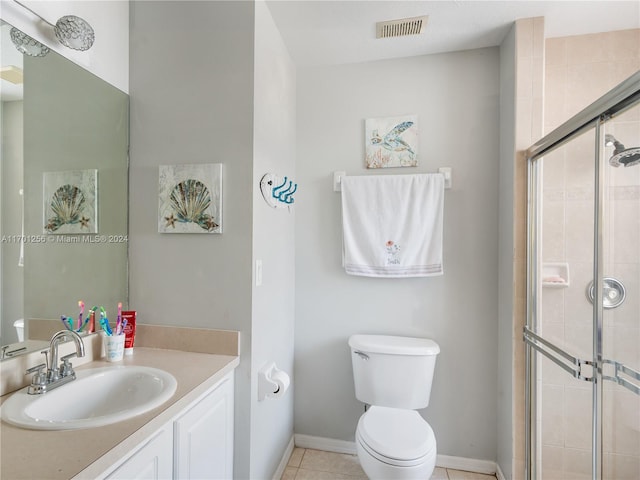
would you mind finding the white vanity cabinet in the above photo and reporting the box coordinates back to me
[106,427,173,479]
[174,373,234,479]
[103,372,234,480]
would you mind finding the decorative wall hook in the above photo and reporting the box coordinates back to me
[260,173,297,209]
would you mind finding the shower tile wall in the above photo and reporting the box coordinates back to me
[541,29,640,480]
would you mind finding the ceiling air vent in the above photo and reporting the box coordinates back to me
[376,15,428,39]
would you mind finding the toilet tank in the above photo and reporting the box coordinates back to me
[349,334,440,409]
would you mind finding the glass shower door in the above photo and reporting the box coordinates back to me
[532,126,597,480]
[601,103,640,480]
[526,80,640,480]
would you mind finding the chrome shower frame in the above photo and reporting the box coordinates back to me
[524,71,640,480]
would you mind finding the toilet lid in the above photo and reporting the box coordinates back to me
[358,406,435,462]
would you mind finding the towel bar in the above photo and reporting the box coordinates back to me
[333,168,452,192]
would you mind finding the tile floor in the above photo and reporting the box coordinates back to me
[281,448,498,480]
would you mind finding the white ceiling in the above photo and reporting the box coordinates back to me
[265,0,640,67]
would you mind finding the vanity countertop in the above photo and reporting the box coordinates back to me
[0,347,239,479]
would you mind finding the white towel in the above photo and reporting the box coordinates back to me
[341,173,444,278]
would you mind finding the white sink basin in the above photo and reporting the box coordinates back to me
[1,365,177,430]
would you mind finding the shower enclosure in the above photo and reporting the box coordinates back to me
[524,71,640,480]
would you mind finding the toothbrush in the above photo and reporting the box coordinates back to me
[78,300,84,330]
[116,302,122,335]
[100,308,112,336]
[66,316,74,331]
[61,315,70,330]
[77,317,89,332]
[100,316,112,336]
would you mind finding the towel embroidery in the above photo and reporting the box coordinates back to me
[385,240,401,265]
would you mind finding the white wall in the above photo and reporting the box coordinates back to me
[128,2,255,477]
[294,48,501,461]
[497,24,516,480]
[251,2,296,477]
[0,0,128,93]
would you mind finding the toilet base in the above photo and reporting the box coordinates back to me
[356,437,436,480]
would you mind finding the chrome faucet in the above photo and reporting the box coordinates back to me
[26,330,85,395]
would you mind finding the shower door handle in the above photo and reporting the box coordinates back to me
[603,359,640,396]
[523,327,593,382]
[525,327,640,396]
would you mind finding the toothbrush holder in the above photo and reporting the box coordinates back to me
[103,333,125,362]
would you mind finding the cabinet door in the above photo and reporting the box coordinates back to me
[106,427,173,480]
[174,374,234,480]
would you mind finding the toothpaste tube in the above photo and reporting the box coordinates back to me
[122,310,136,355]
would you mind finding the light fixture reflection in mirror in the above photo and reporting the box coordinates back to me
[9,27,49,57]
[12,0,95,52]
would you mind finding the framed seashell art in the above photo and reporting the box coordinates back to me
[158,163,223,234]
[43,169,98,234]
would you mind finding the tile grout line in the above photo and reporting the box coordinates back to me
[299,448,307,467]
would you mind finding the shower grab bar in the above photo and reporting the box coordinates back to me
[523,327,593,382]
[602,359,640,396]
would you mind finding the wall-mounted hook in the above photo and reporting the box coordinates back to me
[271,176,289,200]
[260,173,298,209]
[281,182,297,204]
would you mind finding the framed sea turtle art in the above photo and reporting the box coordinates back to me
[158,163,223,234]
[365,115,418,168]
[43,169,98,234]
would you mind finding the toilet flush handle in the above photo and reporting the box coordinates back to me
[354,351,369,361]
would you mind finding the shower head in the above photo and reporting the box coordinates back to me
[605,134,640,168]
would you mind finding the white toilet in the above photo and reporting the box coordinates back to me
[13,319,24,342]
[349,334,440,480]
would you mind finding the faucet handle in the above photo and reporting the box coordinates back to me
[26,363,48,395]
[26,363,46,375]
[40,349,50,370]
[60,352,77,377]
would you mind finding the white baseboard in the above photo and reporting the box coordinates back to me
[272,435,295,480]
[294,434,357,455]
[436,454,496,475]
[293,434,498,476]
[496,462,506,480]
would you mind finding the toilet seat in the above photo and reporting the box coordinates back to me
[356,406,436,467]
[357,429,429,468]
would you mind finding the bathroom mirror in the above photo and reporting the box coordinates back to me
[0,21,129,357]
